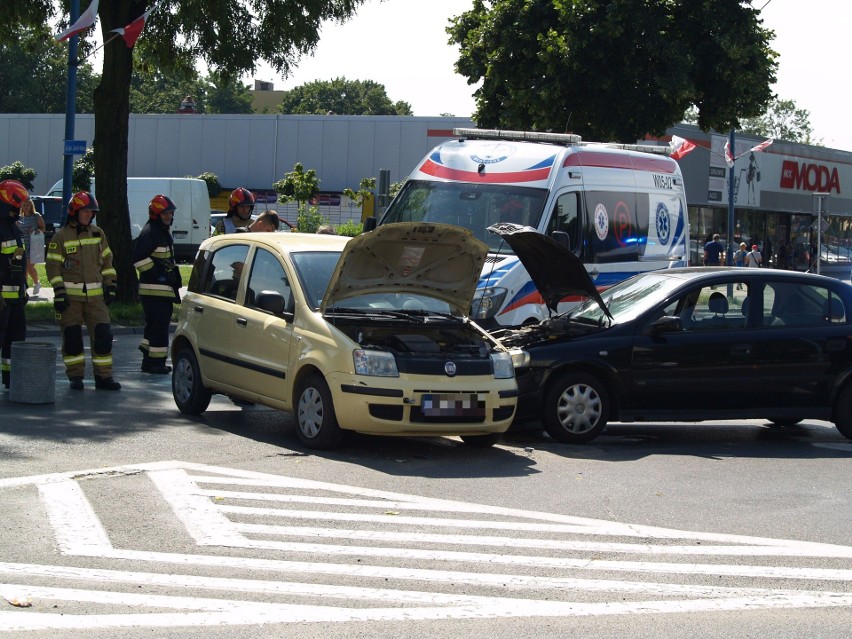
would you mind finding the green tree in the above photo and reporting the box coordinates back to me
[0,0,369,301]
[0,24,98,113]
[740,97,817,145]
[277,77,413,115]
[449,0,777,141]
[196,172,222,198]
[0,161,37,191]
[72,148,95,192]
[204,71,254,114]
[130,66,206,114]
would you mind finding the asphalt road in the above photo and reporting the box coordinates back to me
[1,333,850,638]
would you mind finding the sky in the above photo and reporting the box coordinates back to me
[247,0,852,152]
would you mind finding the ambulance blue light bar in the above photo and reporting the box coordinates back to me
[452,128,670,155]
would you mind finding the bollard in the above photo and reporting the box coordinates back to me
[9,341,57,404]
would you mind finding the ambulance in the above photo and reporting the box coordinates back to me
[374,128,689,328]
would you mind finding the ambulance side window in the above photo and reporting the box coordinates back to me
[547,192,580,253]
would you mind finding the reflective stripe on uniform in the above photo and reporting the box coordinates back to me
[65,281,104,297]
[91,354,113,367]
[138,283,175,297]
[63,353,85,366]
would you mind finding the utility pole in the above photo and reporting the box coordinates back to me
[726,128,736,266]
[61,0,81,220]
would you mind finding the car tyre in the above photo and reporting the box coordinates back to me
[543,372,609,444]
[172,347,212,415]
[460,433,502,447]
[296,374,344,449]
[833,384,852,440]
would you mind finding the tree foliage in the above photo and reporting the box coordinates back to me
[0,24,98,113]
[740,97,818,145]
[277,77,413,115]
[129,67,253,114]
[72,148,95,192]
[449,0,778,141]
[0,0,369,301]
[0,161,37,191]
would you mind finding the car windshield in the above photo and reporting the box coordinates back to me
[381,180,547,254]
[290,251,342,309]
[571,272,684,325]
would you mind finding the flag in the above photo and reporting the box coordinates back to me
[669,135,697,160]
[55,0,100,41]
[111,4,155,48]
[724,140,735,168]
[749,138,773,154]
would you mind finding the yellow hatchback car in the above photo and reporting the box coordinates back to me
[171,223,518,449]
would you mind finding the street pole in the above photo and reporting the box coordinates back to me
[61,0,81,221]
[726,128,736,266]
[814,192,829,275]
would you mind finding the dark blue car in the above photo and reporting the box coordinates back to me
[491,225,852,444]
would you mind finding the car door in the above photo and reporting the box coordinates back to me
[190,243,249,384]
[746,280,849,409]
[628,278,755,413]
[229,246,296,406]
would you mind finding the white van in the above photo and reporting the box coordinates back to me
[375,128,690,328]
[46,177,211,261]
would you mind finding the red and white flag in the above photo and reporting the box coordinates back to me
[669,135,697,160]
[55,0,100,41]
[723,140,735,168]
[749,138,773,154]
[111,3,156,48]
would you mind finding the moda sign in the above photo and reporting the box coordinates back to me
[780,160,841,194]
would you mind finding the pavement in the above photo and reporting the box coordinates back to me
[26,284,185,336]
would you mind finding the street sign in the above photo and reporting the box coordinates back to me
[64,139,87,155]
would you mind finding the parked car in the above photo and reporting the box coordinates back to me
[491,224,852,444]
[171,223,518,449]
[30,195,64,242]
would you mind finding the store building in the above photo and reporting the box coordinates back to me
[667,124,852,279]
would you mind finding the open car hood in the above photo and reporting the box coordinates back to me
[487,223,611,318]
[321,222,488,315]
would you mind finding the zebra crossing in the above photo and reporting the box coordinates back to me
[1,460,850,631]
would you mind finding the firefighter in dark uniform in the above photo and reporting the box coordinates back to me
[46,191,121,390]
[0,180,29,389]
[212,187,255,235]
[132,194,181,374]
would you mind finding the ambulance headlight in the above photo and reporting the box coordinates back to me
[490,352,514,379]
[353,349,399,377]
[471,287,507,319]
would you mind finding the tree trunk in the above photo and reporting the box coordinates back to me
[92,1,145,302]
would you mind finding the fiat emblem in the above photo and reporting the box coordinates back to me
[444,361,457,376]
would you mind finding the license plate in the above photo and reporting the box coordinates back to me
[421,393,484,417]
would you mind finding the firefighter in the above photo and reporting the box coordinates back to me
[46,191,121,390]
[212,187,255,235]
[132,194,181,374]
[0,180,29,389]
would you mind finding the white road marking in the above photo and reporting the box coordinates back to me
[1,460,850,631]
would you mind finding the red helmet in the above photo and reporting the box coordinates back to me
[228,187,255,214]
[148,194,177,220]
[68,191,99,220]
[0,179,29,214]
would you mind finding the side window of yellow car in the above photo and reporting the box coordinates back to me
[202,244,249,302]
[246,248,292,313]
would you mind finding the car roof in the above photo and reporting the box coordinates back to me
[201,231,350,253]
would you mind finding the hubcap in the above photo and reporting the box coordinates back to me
[298,387,323,438]
[556,383,601,434]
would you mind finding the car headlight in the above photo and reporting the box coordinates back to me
[490,352,514,379]
[509,348,530,370]
[471,287,508,319]
[353,349,399,377]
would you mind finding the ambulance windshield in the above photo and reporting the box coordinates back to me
[381,180,547,254]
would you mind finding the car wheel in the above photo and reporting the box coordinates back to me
[460,433,502,447]
[296,374,344,449]
[833,384,852,440]
[768,418,803,428]
[543,372,609,444]
[172,347,211,415]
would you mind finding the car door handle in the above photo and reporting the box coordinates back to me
[193,305,204,314]
[236,317,247,327]
[731,343,751,356]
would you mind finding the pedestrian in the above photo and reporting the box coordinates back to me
[46,191,121,390]
[212,187,255,235]
[16,198,45,294]
[0,180,29,389]
[132,194,181,374]
[703,233,723,266]
[239,210,280,232]
[746,244,762,268]
[734,242,748,267]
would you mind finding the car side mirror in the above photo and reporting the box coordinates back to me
[645,315,682,336]
[255,290,289,317]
